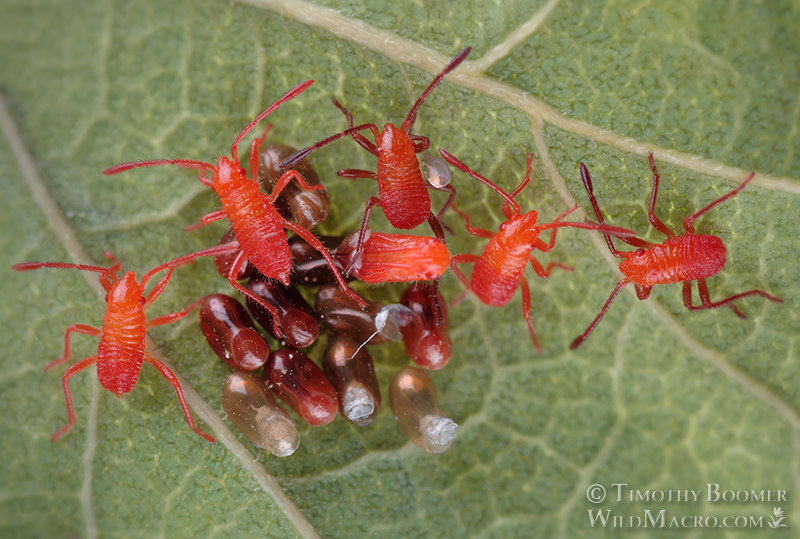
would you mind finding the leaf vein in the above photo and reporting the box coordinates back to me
[237,0,800,192]
[0,93,320,539]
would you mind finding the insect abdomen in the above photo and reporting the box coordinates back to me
[621,234,726,286]
[225,184,292,284]
[470,237,529,306]
[376,125,430,229]
[354,233,449,283]
[97,304,147,397]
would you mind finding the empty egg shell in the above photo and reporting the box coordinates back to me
[221,372,299,457]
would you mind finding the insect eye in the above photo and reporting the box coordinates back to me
[238,167,248,177]
[635,248,646,256]
[139,296,146,307]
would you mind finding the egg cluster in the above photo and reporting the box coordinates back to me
[195,126,460,455]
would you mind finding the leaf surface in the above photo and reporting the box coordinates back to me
[1,0,798,536]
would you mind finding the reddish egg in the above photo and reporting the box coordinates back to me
[264,349,338,426]
[245,274,320,349]
[199,294,269,371]
[399,283,452,370]
[314,284,389,345]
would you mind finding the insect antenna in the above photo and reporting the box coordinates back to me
[278,123,377,169]
[438,149,519,212]
[103,159,216,187]
[230,80,315,162]
[578,163,649,255]
[683,172,756,234]
[103,159,215,175]
[139,242,241,287]
[540,211,638,240]
[12,251,123,293]
[400,47,471,132]
[13,251,120,277]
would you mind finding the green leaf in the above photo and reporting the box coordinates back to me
[2,0,798,536]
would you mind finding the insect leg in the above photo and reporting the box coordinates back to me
[529,257,572,278]
[684,279,782,317]
[343,196,381,275]
[634,285,652,300]
[250,123,274,177]
[220,250,286,338]
[570,278,632,350]
[185,209,228,232]
[450,203,494,238]
[409,134,431,153]
[519,274,542,353]
[684,280,742,317]
[44,324,101,372]
[282,218,368,309]
[142,267,174,309]
[266,169,325,205]
[143,353,215,443]
[330,97,379,154]
[579,163,631,257]
[432,184,456,224]
[337,169,380,180]
[426,213,447,244]
[423,212,448,324]
[426,185,456,236]
[646,154,676,238]
[51,355,98,441]
[534,230,559,253]
[449,254,478,306]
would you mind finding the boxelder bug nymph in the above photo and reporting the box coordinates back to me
[12,247,240,442]
[280,48,472,259]
[570,154,783,349]
[334,229,450,284]
[439,150,637,352]
[103,81,367,340]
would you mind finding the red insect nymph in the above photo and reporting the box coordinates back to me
[570,154,783,349]
[103,81,366,340]
[280,48,472,258]
[12,248,237,442]
[334,229,450,283]
[439,150,637,352]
